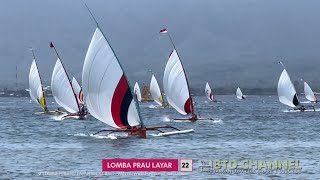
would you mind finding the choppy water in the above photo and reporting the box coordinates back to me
[1,96,319,179]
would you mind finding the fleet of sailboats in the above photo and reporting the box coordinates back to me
[23,4,320,141]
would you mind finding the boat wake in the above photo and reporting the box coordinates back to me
[150,129,194,137]
[148,104,161,109]
[283,108,320,112]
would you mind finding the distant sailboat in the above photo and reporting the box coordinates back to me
[134,82,142,102]
[81,4,193,138]
[150,73,164,106]
[28,48,48,112]
[277,62,306,111]
[236,87,245,100]
[50,42,87,119]
[205,82,215,102]
[303,81,317,103]
[160,28,199,122]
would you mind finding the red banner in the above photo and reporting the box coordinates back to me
[102,159,179,172]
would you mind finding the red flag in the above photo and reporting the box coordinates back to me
[159,28,167,33]
[50,42,54,48]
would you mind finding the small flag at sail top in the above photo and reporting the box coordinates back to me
[50,42,54,48]
[159,28,167,33]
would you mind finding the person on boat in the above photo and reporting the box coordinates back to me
[298,105,306,112]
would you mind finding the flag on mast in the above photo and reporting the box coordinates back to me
[50,42,54,48]
[159,28,167,33]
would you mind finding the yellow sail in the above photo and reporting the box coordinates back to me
[159,95,164,105]
[39,93,47,111]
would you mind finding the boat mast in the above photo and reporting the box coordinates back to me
[162,29,195,116]
[30,47,48,111]
[84,3,145,128]
[50,42,81,112]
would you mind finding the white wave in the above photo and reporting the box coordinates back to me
[161,116,172,122]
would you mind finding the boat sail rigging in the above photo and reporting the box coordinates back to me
[205,82,214,101]
[28,48,48,112]
[82,3,193,137]
[50,42,82,116]
[277,62,301,108]
[160,28,198,121]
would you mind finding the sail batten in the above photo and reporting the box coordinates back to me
[82,27,141,129]
[29,59,47,111]
[150,74,163,106]
[277,69,300,107]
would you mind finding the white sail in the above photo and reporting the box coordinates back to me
[163,49,192,115]
[29,59,47,110]
[304,81,317,102]
[150,74,163,106]
[277,69,300,107]
[72,77,84,104]
[82,28,141,129]
[236,87,244,99]
[51,59,79,113]
[205,82,214,101]
[134,82,142,102]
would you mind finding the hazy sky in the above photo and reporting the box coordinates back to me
[1,0,320,92]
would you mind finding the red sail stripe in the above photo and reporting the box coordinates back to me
[184,97,192,114]
[111,75,128,129]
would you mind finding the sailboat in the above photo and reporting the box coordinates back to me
[50,42,87,119]
[277,62,306,111]
[160,28,201,122]
[205,82,221,102]
[303,81,317,103]
[82,4,193,138]
[134,82,142,102]
[28,48,49,113]
[236,87,245,100]
[149,72,164,106]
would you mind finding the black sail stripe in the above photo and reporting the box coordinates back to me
[120,88,133,128]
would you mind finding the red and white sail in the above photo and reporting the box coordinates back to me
[205,82,214,101]
[150,74,163,106]
[82,28,141,129]
[277,69,300,107]
[72,77,84,104]
[51,59,80,113]
[163,49,192,115]
[134,82,142,102]
[29,59,47,111]
[304,81,317,102]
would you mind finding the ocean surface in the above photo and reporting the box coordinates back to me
[1,95,319,179]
